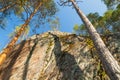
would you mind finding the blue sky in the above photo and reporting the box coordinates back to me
[56,0,107,32]
[0,0,107,51]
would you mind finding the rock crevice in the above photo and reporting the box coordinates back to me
[0,31,120,80]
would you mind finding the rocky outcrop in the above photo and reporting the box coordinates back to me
[0,31,119,80]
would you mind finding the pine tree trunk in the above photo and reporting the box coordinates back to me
[0,2,43,66]
[70,0,120,79]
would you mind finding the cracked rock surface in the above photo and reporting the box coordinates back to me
[0,31,119,80]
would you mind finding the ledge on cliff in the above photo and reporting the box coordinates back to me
[0,31,119,80]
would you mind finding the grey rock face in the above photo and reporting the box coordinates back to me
[0,31,119,80]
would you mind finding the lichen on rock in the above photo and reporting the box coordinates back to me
[0,31,119,80]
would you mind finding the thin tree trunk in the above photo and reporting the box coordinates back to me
[70,0,120,79]
[0,3,16,12]
[0,2,43,66]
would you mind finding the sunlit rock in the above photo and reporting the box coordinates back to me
[0,31,119,80]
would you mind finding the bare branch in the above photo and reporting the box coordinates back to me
[57,0,70,6]
[0,3,15,12]
[57,0,82,6]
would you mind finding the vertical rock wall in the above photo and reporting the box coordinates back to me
[0,31,119,80]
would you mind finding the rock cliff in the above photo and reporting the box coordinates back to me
[0,31,120,80]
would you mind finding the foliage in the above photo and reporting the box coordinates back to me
[102,0,120,9]
[0,0,58,30]
[73,4,120,35]
[49,17,60,31]
[8,25,30,41]
[73,24,87,35]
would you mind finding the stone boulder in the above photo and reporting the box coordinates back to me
[0,31,119,80]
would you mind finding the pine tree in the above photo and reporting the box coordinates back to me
[60,0,120,79]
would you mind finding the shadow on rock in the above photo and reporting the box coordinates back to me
[0,40,26,80]
[49,32,85,80]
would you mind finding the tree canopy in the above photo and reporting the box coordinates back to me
[73,3,120,35]
[0,0,58,30]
